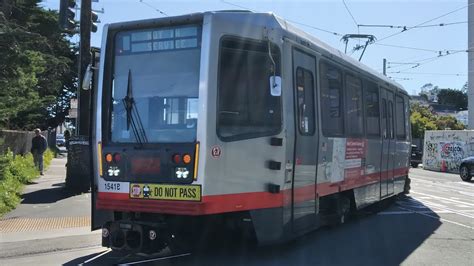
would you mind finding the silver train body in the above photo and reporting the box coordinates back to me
[91,11,411,252]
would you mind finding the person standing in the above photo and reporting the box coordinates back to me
[31,128,48,175]
[64,129,71,150]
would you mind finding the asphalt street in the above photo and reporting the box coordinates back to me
[1,166,473,266]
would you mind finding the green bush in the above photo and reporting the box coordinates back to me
[44,149,54,168]
[0,149,54,216]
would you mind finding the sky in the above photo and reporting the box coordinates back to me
[40,0,468,95]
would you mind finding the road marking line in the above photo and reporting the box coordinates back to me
[378,210,453,215]
[118,253,192,265]
[411,191,474,207]
[455,182,474,187]
[410,184,474,198]
[409,176,474,192]
[455,205,472,208]
[414,199,474,219]
[395,204,474,230]
[80,249,112,265]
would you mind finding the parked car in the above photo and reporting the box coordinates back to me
[56,134,65,147]
[459,157,474,182]
[410,144,423,168]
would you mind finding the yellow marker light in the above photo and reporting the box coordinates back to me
[105,153,113,163]
[98,142,103,176]
[193,143,199,180]
[183,154,192,164]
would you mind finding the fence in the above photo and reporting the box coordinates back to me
[0,129,56,155]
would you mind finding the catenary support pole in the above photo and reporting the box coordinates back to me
[78,0,91,135]
[468,0,474,129]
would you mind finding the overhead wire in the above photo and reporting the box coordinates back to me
[139,0,168,16]
[393,50,465,72]
[387,72,467,76]
[358,21,467,29]
[342,0,360,46]
[221,0,343,36]
[342,0,359,29]
[375,3,473,43]
[374,43,439,53]
[219,0,466,76]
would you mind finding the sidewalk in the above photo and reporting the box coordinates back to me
[0,155,101,258]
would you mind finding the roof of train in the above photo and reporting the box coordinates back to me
[205,10,406,94]
[107,10,407,95]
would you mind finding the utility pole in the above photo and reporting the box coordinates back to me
[383,58,387,76]
[469,0,474,129]
[78,0,92,135]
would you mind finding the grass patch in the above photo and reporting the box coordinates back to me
[0,149,54,217]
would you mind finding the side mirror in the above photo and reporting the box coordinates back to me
[81,64,93,90]
[269,76,282,96]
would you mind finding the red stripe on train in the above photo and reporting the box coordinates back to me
[97,167,409,215]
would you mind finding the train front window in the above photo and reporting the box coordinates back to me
[217,37,281,141]
[109,25,201,143]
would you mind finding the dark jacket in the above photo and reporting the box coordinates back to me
[31,135,48,154]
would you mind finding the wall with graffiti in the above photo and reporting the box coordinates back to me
[423,130,474,173]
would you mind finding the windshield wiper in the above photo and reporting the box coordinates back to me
[123,69,148,145]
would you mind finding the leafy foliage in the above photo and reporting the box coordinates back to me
[0,148,54,216]
[0,0,77,130]
[410,103,466,139]
[437,88,467,110]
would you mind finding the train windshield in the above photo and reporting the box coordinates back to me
[109,25,201,143]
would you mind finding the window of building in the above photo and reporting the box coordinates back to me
[395,95,406,139]
[320,62,344,136]
[217,37,281,141]
[345,74,364,136]
[365,82,380,137]
[296,67,315,135]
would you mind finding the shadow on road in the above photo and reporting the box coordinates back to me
[64,196,442,266]
[21,186,77,204]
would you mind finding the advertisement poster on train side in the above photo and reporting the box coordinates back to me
[344,139,367,179]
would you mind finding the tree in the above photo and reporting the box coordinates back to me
[410,103,437,138]
[434,116,465,131]
[410,103,466,139]
[0,0,77,130]
[461,81,468,93]
[437,88,467,110]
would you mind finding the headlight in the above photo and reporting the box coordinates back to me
[175,167,189,179]
[107,166,120,177]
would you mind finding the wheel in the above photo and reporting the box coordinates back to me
[403,176,411,194]
[336,196,351,225]
[460,165,472,182]
[411,162,419,168]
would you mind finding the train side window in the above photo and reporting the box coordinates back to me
[345,74,363,136]
[382,98,387,139]
[296,67,315,135]
[395,95,406,140]
[365,82,380,137]
[217,37,281,141]
[388,100,394,139]
[320,62,344,136]
[405,96,410,139]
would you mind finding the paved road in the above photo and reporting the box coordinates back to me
[1,167,473,265]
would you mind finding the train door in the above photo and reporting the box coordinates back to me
[291,48,318,232]
[90,49,114,230]
[386,90,395,195]
[380,88,394,198]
